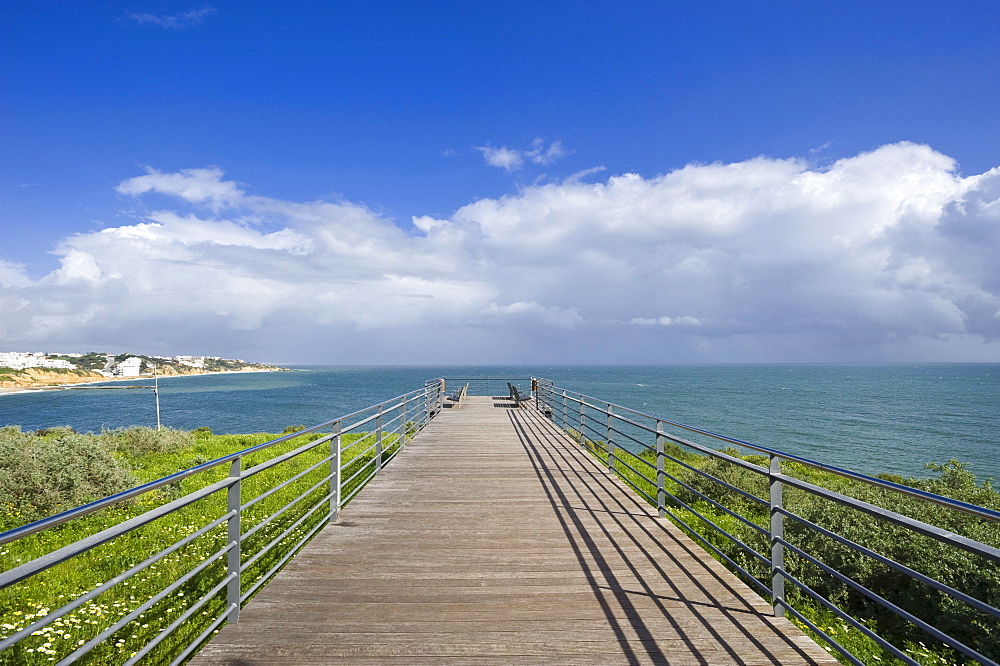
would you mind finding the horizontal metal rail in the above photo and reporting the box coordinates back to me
[534,379,1000,666]
[0,380,445,664]
[0,397,416,547]
[540,384,1000,522]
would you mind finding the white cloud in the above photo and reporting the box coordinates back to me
[525,138,567,165]
[116,167,244,211]
[411,215,449,233]
[481,302,585,329]
[475,145,523,171]
[475,138,568,171]
[45,250,104,285]
[0,260,31,289]
[4,143,1000,362]
[631,316,702,327]
[125,8,216,29]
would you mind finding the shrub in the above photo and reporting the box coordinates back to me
[786,461,1000,661]
[0,426,137,529]
[667,448,1000,662]
[102,426,194,457]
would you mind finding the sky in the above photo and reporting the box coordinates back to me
[2,1,1000,364]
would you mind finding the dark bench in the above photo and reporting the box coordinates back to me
[507,382,530,408]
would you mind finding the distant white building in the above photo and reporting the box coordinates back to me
[0,352,27,369]
[0,352,75,370]
[113,357,143,377]
[174,355,206,368]
[40,358,75,369]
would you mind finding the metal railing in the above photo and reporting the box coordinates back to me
[0,380,445,665]
[5,375,998,665]
[439,376,534,399]
[533,379,1000,666]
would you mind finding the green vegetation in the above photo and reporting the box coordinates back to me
[0,424,403,665]
[50,353,109,372]
[200,357,275,373]
[569,430,1000,665]
[4,418,996,665]
[0,427,138,525]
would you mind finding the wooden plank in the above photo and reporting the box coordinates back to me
[189,396,837,665]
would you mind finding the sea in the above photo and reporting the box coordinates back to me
[1,364,998,482]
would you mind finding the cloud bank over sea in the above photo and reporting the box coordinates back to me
[3,142,999,363]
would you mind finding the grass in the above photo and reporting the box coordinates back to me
[1,427,407,665]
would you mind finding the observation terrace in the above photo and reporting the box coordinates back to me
[2,378,997,665]
[190,393,832,665]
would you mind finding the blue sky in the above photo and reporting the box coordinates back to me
[2,1,1000,363]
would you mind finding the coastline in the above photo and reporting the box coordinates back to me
[0,368,288,396]
[1,364,995,481]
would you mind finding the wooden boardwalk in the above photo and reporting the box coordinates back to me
[190,396,837,665]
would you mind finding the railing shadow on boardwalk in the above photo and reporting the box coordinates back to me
[507,406,824,666]
[185,394,835,665]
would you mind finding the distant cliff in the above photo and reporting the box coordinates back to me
[0,364,285,390]
[0,367,107,389]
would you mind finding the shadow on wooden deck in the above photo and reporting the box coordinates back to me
[507,407,831,665]
[188,396,836,665]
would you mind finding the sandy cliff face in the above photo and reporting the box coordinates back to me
[154,366,207,377]
[0,367,108,389]
[0,365,215,389]
[0,364,277,390]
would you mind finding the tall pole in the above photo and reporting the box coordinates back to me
[153,364,161,430]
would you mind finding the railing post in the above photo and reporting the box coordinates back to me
[532,378,545,415]
[330,421,342,522]
[769,454,786,617]
[562,391,568,429]
[226,458,241,625]
[606,404,615,471]
[656,420,666,518]
[578,399,586,447]
[375,404,384,474]
[400,397,408,448]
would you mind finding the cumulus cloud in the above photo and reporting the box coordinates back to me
[116,167,245,211]
[4,142,1000,362]
[0,260,31,289]
[124,8,216,29]
[475,138,567,172]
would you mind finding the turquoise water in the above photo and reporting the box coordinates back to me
[2,364,997,481]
